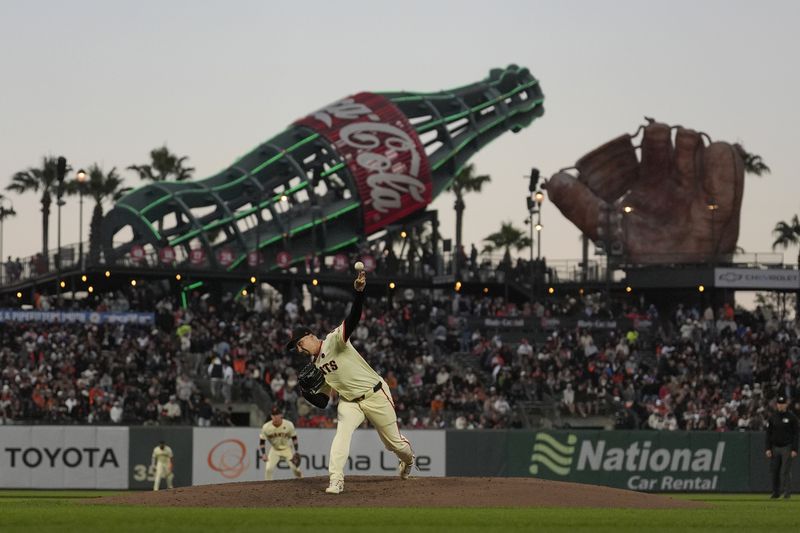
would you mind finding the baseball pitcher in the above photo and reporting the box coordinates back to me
[151,440,174,491]
[287,267,414,494]
[259,405,302,480]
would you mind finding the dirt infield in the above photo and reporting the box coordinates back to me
[89,476,708,509]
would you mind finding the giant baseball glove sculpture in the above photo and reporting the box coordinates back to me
[546,120,744,264]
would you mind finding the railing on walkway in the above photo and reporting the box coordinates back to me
[1,240,791,289]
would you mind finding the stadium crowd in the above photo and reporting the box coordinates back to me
[1,284,798,432]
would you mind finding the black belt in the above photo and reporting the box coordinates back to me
[348,382,382,403]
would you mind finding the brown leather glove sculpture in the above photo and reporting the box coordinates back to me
[546,120,744,264]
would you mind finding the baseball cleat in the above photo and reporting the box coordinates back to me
[325,479,344,494]
[399,455,415,480]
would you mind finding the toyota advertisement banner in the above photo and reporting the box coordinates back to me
[192,428,445,485]
[0,426,128,489]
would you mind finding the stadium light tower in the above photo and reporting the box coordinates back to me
[76,169,88,269]
[535,188,544,260]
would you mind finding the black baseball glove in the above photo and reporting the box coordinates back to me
[298,362,325,394]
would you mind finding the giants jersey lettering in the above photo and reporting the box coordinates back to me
[152,446,173,466]
[317,323,381,401]
[259,420,296,451]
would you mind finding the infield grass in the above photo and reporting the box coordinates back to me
[1,491,798,532]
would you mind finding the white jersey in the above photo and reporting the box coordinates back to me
[259,420,297,451]
[152,445,173,466]
[316,323,381,401]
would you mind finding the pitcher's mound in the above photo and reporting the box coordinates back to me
[90,477,707,509]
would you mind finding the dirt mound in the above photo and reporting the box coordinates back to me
[88,476,707,509]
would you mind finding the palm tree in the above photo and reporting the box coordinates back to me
[483,221,532,268]
[447,164,491,275]
[127,145,195,182]
[735,144,771,176]
[772,215,800,316]
[6,156,63,260]
[68,165,129,265]
[772,215,800,267]
[0,195,17,279]
[0,195,16,224]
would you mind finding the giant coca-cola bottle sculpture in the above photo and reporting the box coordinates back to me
[101,65,544,270]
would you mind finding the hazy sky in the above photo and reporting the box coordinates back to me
[1,0,798,270]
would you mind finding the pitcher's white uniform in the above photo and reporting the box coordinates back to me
[316,323,413,484]
[259,419,302,480]
[151,445,174,491]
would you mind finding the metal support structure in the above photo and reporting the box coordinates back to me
[0,198,13,285]
[534,189,544,261]
[536,208,542,260]
[78,189,84,270]
[76,168,88,270]
[528,213,534,303]
[56,193,63,300]
[253,186,263,305]
[709,198,718,266]
[581,234,589,282]
[708,198,719,320]
[604,205,612,298]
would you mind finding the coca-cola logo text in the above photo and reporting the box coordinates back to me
[296,92,432,234]
[313,98,375,128]
[339,121,425,214]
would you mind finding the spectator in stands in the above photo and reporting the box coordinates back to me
[562,383,575,415]
[110,400,124,424]
[175,373,196,422]
[197,397,213,427]
[221,359,234,404]
[161,395,182,424]
[2,281,798,433]
[207,356,223,399]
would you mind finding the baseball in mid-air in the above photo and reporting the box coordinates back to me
[354,261,365,272]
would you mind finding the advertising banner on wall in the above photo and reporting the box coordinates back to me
[513,431,750,492]
[445,431,512,477]
[714,268,800,289]
[128,427,193,490]
[0,309,155,325]
[468,317,653,334]
[192,428,445,485]
[0,426,128,489]
[447,430,800,493]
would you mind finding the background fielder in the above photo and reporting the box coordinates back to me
[259,405,302,480]
[151,440,174,491]
[288,266,414,494]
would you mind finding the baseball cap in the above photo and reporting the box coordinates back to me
[271,405,282,416]
[776,395,788,404]
[286,326,313,351]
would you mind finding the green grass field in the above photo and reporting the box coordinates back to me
[1,491,798,532]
